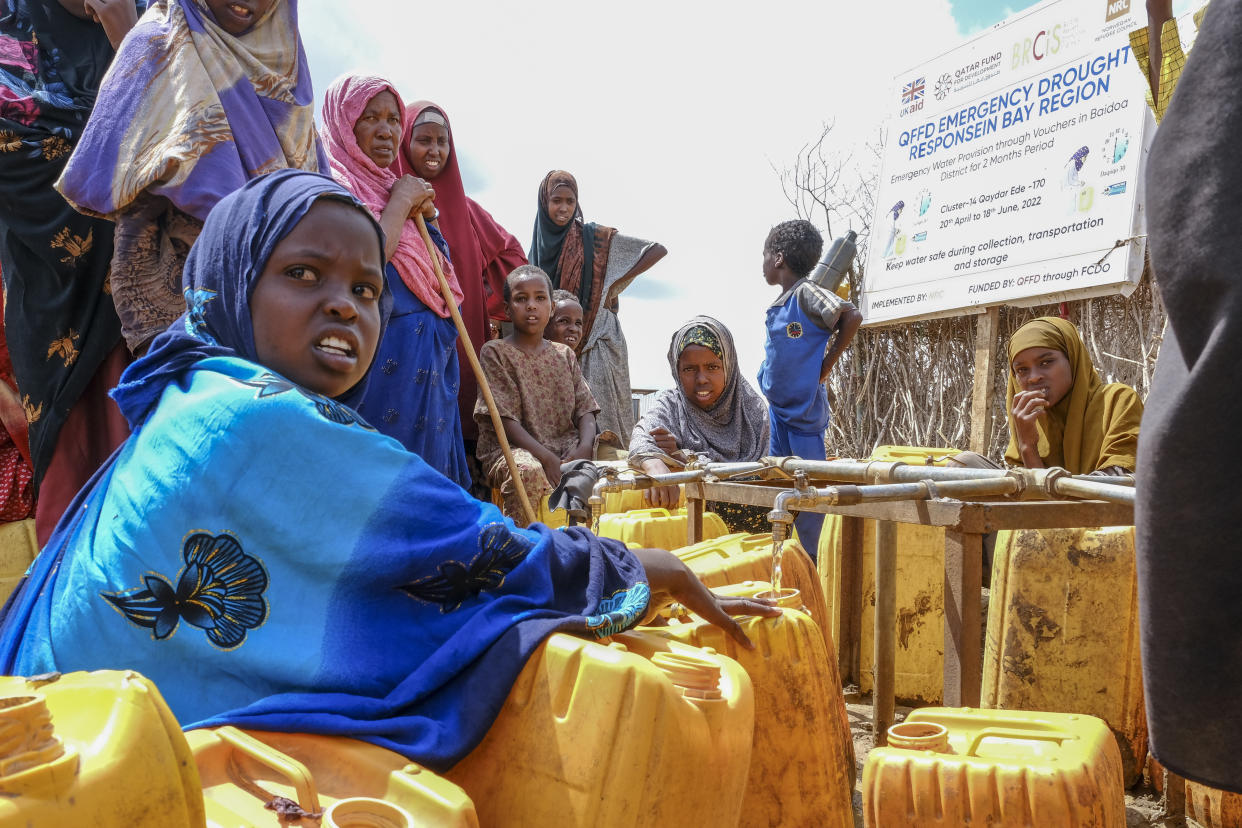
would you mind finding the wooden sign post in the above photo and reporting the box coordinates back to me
[969,306,1000,456]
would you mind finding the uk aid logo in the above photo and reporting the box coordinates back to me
[899,77,925,117]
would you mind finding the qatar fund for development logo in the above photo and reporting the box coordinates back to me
[1105,0,1130,23]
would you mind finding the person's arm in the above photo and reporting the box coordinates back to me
[565,412,597,462]
[379,176,434,262]
[634,548,780,650]
[639,456,682,509]
[1090,386,1143,474]
[624,243,666,281]
[608,243,668,311]
[819,305,863,383]
[69,0,139,48]
[1145,0,1174,100]
[499,416,564,488]
[562,348,599,463]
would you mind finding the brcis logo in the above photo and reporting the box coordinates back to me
[1011,24,1063,68]
[1105,0,1130,22]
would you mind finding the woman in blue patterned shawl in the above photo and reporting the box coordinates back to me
[0,169,771,770]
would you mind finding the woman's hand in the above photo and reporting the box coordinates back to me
[390,175,435,221]
[649,426,679,456]
[640,457,679,509]
[83,0,140,47]
[633,548,780,650]
[563,441,593,462]
[538,450,563,488]
[1011,389,1048,467]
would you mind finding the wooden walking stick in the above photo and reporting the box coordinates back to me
[414,213,538,526]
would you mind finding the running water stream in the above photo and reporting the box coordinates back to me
[770,533,785,595]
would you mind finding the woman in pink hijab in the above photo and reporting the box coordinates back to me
[320,74,468,486]
[397,101,527,451]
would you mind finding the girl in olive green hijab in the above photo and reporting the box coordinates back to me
[1005,316,1143,474]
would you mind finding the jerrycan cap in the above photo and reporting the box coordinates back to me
[755,588,803,610]
[651,651,723,700]
[324,796,415,828]
[887,721,950,753]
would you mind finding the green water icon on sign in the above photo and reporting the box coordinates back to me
[1078,186,1095,212]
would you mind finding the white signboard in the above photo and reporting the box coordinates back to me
[862,0,1152,325]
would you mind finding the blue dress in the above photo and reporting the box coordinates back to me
[358,261,470,488]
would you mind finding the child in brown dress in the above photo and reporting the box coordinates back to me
[476,266,598,526]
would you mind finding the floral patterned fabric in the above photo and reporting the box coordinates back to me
[0,1,135,489]
[475,340,598,524]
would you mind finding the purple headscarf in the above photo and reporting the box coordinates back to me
[56,0,326,221]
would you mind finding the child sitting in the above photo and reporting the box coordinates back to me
[0,170,774,770]
[758,220,862,557]
[544,289,585,351]
[476,267,598,526]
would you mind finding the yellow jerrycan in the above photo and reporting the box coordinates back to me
[187,727,478,827]
[0,670,205,827]
[1185,778,1242,827]
[603,485,686,513]
[641,586,855,827]
[863,707,1126,827]
[446,630,754,828]
[983,525,1146,785]
[1146,755,1242,828]
[818,445,961,704]
[0,518,37,605]
[674,532,830,649]
[595,506,728,550]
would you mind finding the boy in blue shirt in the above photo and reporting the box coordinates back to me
[758,220,862,558]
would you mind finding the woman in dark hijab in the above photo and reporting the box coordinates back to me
[629,316,770,531]
[529,170,666,441]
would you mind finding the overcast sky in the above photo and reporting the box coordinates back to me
[296,0,1186,391]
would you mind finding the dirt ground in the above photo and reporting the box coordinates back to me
[842,689,1199,827]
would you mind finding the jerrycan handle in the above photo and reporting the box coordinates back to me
[965,727,1073,757]
[216,726,321,815]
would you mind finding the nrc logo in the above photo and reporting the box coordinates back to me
[1106,0,1130,22]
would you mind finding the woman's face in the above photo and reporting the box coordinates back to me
[407,121,451,180]
[352,91,401,169]
[546,184,577,227]
[204,0,275,35]
[678,344,726,410]
[1011,347,1073,407]
[250,200,384,398]
[545,299,584,348]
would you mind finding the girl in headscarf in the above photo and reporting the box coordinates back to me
[55,0,325,357]
[1005,316,1142,474]
[0,169,773,771]
[320,75,468,487]
[0,0,142,544]
[398,101,528,448]
[630,316,771,531]
[529,170,666,441]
